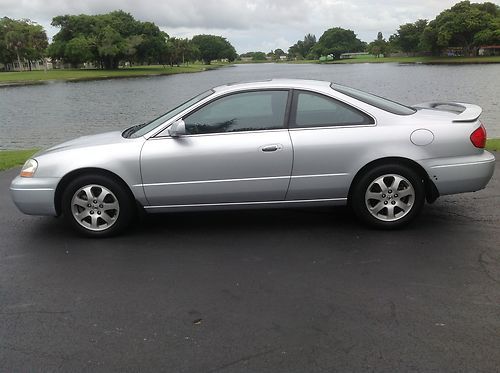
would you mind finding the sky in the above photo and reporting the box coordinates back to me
[1,0,499,54]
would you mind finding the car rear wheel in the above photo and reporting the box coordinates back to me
[62,174,134,237]
[351,164,425,228]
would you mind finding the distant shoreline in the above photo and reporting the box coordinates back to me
[0,63,229,87]
[327,56,500,65]
[1,56,499,87]
[236,56,500,65]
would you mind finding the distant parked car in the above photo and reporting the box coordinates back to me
[10,79,495,237]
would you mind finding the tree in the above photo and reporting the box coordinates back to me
[162,37,196,66]
[185,40,200,64]
[368,32,389,57]
[240,51,270,61]
[97,25,125,69]
[49,10,168,68]
[253,51,267,61]
[135,21,169,64]
[191,34,237,64]
[251,51,267,60]
[4,25,27,71]
[421,1,500,56]
[391,19,428,55]
[272,48,286,60]
[473,13,500,46]
[288,33,316,59]
[64,36,94,67]
[311,27,364,59]
[0,17,48,70]
[25,23,48,69]
[273,48,286,57]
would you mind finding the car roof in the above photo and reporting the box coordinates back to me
[212,79,332,93]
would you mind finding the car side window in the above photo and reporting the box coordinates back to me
[291,91,374,128]
[183,90,289,135]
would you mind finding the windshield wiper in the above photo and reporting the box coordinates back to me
[122,123,147,138]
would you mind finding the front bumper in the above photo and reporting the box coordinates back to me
[10,175,59,216]
[420,151,496,196]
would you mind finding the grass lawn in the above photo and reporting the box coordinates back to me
[329,55,500,64]
[283,59,320,64]
[0,63,227,85]
[486,138,500,151]
[1,140,498,172]
[0,149,38,171]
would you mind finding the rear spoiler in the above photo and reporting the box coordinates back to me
[413,102,482,122]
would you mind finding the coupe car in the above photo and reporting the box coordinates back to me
[10,79,495,236]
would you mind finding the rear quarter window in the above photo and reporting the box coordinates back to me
[290,91,374,128]
[331,83,416,115]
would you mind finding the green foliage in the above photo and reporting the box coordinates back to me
[288,33,316,59]
[473,13,500,45]
[0,17,48,69]
[267,48,287,61]
[273,48,286,57]
[135,22,168,64]
[251,51,267,61]
[161,37,200,66]
[97,25,124,68]
[191,34,237,64]
[329,55,500,64]
[312,28,364,60]
[368,32,390,57]
[240,51,267,61]
[50,10,169,69]
[0,149,38,171]
[486,138,500,151]
[421,1,500,55]
[391,19,428,55]
[292,1,498,59]
[64,36,94,66]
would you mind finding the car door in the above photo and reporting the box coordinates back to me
[140,90,293,207]
[286,90,376,200]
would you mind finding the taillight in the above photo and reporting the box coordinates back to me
[470,123,486,148]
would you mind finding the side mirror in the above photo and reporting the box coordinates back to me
[168,119,186,138]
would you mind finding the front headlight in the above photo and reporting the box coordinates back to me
[20,159,38,178]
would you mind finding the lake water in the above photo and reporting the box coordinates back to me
[1,63,499,149]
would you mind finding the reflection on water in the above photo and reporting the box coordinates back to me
[0,63,499,149]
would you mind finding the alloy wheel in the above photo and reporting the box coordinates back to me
[70,184,120,231]
[364,174,415,222]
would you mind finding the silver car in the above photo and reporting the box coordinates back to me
[10,79,495,237]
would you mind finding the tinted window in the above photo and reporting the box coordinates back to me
[331,83,416,115]
[184,90,288,134]
[291,91,373,128]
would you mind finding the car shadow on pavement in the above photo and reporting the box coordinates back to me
[27,204,453,250]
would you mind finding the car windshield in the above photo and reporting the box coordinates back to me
[330,83,416,115]
[126,90,214,138]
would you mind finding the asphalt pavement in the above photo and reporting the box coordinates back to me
[1,155,499,372]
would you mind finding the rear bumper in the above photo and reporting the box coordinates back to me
[420,151,495,196]
[10,176,59,216]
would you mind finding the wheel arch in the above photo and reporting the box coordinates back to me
[54,167,137,216]
[347,157,439,205]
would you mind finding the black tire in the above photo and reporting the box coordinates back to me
[351,164,425,229]
[62,174,134,237]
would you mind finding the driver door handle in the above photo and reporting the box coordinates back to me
[260,144,283,152]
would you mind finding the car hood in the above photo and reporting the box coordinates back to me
[36,131,129,156]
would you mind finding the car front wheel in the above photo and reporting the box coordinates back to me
[351,164,425,228]
[62,174,134,237]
